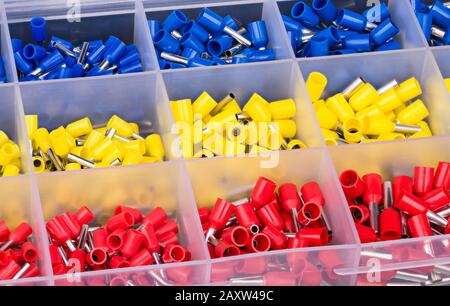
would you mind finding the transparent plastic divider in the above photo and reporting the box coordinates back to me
[0,84,33,175]
[329,135,450,276]
[184,148,360,285]
[162,59,324,149]
[34,160,209,286]
[422,49,450,135]
[0,2,17,83]
[142,0,246,8]
[297,48,450,137]
[390,0,429,49]
[144,0,293,67]
[0,175,52,286]
[4,0,137,22]
[134,0,158,71]
[431,46,450,130]
[17,71,180,167]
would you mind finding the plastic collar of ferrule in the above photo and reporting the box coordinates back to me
[395,77,422,103]
[192,91,217,119]
[349,83,379,112]
[243,93,272,122]
[325,93,355,123]
[343,117,364,143]
[314,100,338,130]
[362,115,395,135]
[396,99,430,125]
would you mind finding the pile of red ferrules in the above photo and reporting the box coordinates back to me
[340,161,450,243]
[0,221,40,280]
[201,176,332,258]
[47,205,191,274]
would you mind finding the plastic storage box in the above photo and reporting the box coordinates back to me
[0,0,447,286]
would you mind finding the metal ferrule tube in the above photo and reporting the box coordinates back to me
[232,198,249,206]
[386,279,422,286]
[230,277,264,285]
[432,26,445,40]
[105,128,116,138]
[235,112,251,121]
[427,210,449,228]
[434,265,450,276]
[160,52,189,65]
[47,148,65,171]
[321,210,333,236]
[66,240,77,252]
[394,124,422,134]
[132,133,144,140]
[58,246,70,266]
[110,158,121,166]
[0,240,13,251]
[377,80,399,95]
[292,207,300,232]
[205,228,216,244]
[437,206,450,218]
[302,33,314,44]
[365,21,378,31]
[360,250,393,260]
[99,59,110,71]
[76,138,86,146]
[401,212,409,238]
[369,202,380,234]
[224,44,245,58]
[171,30,182,40]
[77,42,89,65]
[342,77,366,99]
[383,181,393,209]
[223,26,252,47]
[211,93,235,116]
[12,263,31,280]
[113,134,132,143]
[52,41,76,58]
[77,224,89,249]
[67,153,96,169]
[395,270,430,283]
[148,270,173,286]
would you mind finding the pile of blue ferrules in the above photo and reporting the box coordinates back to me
[412,0,450,46]
[149,7,275,69]
[282,0,401,58]
[14,17,143,82]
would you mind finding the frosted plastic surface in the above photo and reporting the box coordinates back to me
[0,0,446,286]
